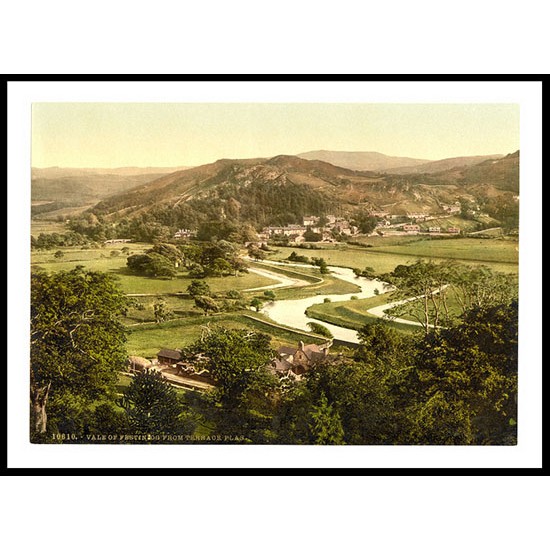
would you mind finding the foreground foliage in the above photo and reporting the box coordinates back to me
[31,266,518,445]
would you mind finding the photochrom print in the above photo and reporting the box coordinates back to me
[30,102,519,445]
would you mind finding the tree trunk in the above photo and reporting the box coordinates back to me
[30,382,50,435]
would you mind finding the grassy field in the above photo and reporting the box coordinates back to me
[125,312,330,358]
[30,220,69,236]
[32,252,275,295]
[267,238,518,275]
[370,237,518,264]
[306,293,420,334]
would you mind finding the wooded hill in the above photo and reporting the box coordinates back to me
[88,152,519,230]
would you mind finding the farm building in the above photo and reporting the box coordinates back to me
[157,348,183,365]
[270,341,332,377]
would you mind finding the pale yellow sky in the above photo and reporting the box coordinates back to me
[31,103,520,168]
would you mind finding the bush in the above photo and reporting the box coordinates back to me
[307,321,334,339]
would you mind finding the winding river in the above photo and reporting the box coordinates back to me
[253,260,389,344]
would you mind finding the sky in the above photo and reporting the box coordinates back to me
[31,103,520,168]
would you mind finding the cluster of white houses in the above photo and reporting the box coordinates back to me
[169,202,465,244]
[400,224,461,235]
[260,216,359,244]
[173,228,198,239]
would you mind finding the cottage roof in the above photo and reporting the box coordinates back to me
[270,358,294,373]
[157,348,182,360]
[300,344,327,362]
[277,346,296,357]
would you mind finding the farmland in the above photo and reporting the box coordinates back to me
[31,231,519,359]
[32,247,272,295]
[268,237,518,274]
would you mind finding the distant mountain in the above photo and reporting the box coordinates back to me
[32,166,191,178]
[385,155,505,174]
[297,150,430,171]
[90,153,519,231]
[31,166,192,205]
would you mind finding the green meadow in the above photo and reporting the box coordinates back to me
[125,312,329,359]
[268,237,518,275]
[32,249,274,295]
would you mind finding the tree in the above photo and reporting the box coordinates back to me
[212,258,232,276]
[90,403,129,435]
[180,243,203,268]
[194,295,219,316]
[355,322,413,367]
[312,257,329,274]
[127,254,152,273]
[263,290,276,300]
[352,213,378,235]
[187,280,211,297]
[447,263,518,315]
[54,250,64,259]
[248,246,266,261]
[353,266,374,278]
[384,260,449,334]
[250,297,264,312]
[304,229,322,242]
[146,253,177,278]
[119,370,186,435]
[287,251,309,263]
[306,321,333,339]
[147,243,183,267]
[184,327,274,407]
[309,394,345,445]
[403,300,518,444]
[127,252,177,278]
[30,268,128,438]
[153,299,171,323]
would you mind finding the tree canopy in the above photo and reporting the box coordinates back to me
[120,370,189,435]
[30,267,128,437]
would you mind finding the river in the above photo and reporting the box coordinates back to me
[256,260,389,344]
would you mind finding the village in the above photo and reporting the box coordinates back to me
[170,205,464,246]
[254,204,465,243]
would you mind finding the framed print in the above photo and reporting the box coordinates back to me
[7,78,543,470]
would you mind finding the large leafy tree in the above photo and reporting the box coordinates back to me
[30,267,128,439]
[127,252,177,278]
[184,327,274,407]
[352,212,378,235]
[404,301,518,444]
[193,295,219,316]
[187,280,211,297]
